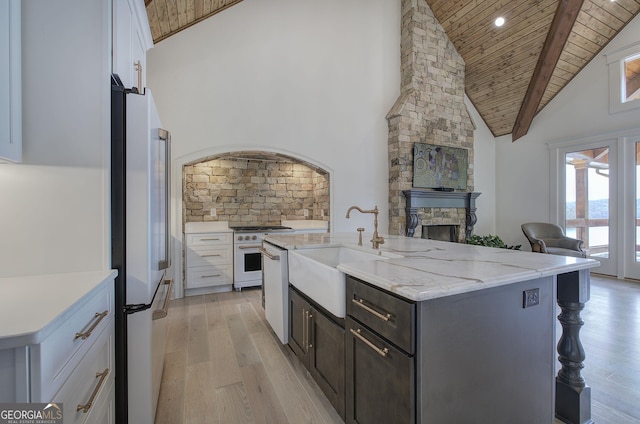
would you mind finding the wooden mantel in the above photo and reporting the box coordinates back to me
[402,190,481,238]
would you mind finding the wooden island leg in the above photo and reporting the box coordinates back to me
[556,269,593,424]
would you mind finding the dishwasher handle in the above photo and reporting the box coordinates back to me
[259,247,280,261]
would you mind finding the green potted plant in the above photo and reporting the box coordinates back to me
[466,234,521,250]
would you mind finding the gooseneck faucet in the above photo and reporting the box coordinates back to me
[346,205,385,249]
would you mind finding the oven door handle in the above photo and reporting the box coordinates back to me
[238,245,262,250]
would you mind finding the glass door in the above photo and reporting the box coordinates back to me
[624,139,640,279]
[564,144,617,275]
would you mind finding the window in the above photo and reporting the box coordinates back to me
[624,54,640,102]
[606,42,640,114]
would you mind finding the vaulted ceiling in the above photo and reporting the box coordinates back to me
[144,0,640,140]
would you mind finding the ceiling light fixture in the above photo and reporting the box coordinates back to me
[495,17,505,27]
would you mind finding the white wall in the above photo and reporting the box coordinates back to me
[147,0,497,237]
[495,14,640,249]
[467,96,496,236]
[0,0,111,277]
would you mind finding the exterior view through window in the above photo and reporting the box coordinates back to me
[625,55,640,102]
[565,148,610,258]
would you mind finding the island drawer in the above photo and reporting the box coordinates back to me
[346,276,415,354]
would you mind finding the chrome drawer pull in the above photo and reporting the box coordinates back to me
[77,368,109,413]
[259,247,280,261]
[350,328,389,358]
[200,238,220,241]
[351,298,392,322]
[202,274,221,278]
[153,279,174,320]
[202,254,222,257]
[74,310,109,340]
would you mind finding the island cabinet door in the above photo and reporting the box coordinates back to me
[308,306,345,419]
[345,317,415,424]
[288,287,310,364]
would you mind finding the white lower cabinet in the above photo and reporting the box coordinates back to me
[50,319,114,424]
[185,232,233,293]
[0,272,116,423]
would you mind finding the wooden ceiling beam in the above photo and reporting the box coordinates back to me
[511,0,584,141]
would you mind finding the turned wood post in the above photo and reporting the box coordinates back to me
[556,269,593,424]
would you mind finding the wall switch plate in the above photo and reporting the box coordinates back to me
[523,288,540,308]
[210,208,217,216]
[304,209,309,217]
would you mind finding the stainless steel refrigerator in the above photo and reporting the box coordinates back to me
[111,75,172,424]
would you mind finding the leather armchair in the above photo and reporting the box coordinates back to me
[521,222,586,258]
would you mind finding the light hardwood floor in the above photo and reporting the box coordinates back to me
[155,274,640,424]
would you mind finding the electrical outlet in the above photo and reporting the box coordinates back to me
[304,209,309,217]
[523,288,540,308]
[210,208,217,216]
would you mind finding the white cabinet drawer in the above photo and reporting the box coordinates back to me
[31,282,113,401]
[186,232,232,247]
[187,266,233,289]
[53,319,114,424]
[186,246,232,267]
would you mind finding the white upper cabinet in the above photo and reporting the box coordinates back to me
[112,0,153,91]
[0,0,21,163]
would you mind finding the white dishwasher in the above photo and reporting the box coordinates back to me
[261,241,289,344]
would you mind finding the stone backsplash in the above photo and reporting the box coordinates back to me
[183,157,330,226]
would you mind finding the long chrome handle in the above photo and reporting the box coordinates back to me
[302,309,307,351]
[350,328,389,358]
[259,247,280,261]
[74,310,109,341]
[200,238,220,241]
[201,253,221,257]
[201,274,221,278]
[307,311,313,349]
[239,245,262,250]
[77,368,109,413]
[351,298,392,322]
[153,279,174,320]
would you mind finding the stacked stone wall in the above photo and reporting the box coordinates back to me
[183,157,330,226]
[388,0,475,236]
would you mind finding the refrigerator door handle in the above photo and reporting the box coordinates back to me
[153,279,173,320]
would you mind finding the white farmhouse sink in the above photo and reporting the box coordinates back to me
[288,246,395,318]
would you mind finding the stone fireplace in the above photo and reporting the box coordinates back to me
[387,0,476,237]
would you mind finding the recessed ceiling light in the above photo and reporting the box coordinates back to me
[495,17,505,27]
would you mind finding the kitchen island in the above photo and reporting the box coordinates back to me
[263,232,599,424]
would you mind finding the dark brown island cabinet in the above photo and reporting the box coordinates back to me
[288,286,346,419]
[289,273,558,424]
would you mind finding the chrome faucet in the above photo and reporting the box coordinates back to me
[346,205,385,249]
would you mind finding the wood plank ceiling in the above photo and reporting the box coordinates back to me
[145,0,640,139]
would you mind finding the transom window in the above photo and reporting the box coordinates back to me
[606,42,640,113]
[624,54,640,102]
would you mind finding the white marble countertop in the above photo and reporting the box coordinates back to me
[0,270,117,349]
[263,232,600,302]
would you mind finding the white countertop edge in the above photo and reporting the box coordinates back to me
[0,269,118,350]
[338,261,600,302]
[184,221,232,233]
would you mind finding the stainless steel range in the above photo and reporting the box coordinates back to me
[231,226,292,290]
